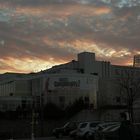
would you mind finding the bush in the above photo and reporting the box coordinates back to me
[43,98,87,119]
[65,97,86,118]
[43,103,65,119]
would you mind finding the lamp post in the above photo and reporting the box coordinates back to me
[31,110,35,140]
[31,96,35,140]
[40,93,44,137]
[129,86,134,122]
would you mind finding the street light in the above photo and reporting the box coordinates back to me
[40,93,44,137]
[31,96,35,140]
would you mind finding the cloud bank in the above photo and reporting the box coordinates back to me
[0,0,140,73]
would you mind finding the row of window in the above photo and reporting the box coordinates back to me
[0,83,15,96]
[114,69,140,76]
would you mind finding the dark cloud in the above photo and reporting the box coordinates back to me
[0,0,140,73]
[0,21,76,61]
[0,0,78,6]
[0,0,140,7]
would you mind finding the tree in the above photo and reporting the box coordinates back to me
[65,97,86,118]
[118,73,140,122]
[43,103,64,119]
[43,97,86,119]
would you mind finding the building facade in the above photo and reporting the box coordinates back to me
[0,73,44,111]
[45,52,140,110]
[43,73,98,109]
[0,52,140,113]
[133,55,140,67]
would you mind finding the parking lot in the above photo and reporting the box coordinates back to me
[16,136,72,140]
[3,121,140,140]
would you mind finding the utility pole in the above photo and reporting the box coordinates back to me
[31,97,35,140]
[40,93,44,137]
[31,111,35,140]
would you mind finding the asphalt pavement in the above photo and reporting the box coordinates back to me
[13,136,72,140]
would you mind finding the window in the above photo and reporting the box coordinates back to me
[115,69,120,75]
[59,96,65,103]
[22,100,26,109]
[80,69,84,73]
[121,70,124,76]
[9,93,13,96]
[79,123,87,128]
[59,96,65,108]
[116,96,121,103]
[90,122,99,128]
[84,96,89,102]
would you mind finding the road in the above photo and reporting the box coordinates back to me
[15,136,72,140]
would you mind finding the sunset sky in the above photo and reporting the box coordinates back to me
[0,0,140,74]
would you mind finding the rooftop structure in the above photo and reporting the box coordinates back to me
[133,55,140,68]
[46,52,140,78]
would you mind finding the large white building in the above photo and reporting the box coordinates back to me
[44,52,140,109]
[0,52,140,112]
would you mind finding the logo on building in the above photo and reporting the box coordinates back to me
[54,80,80,88]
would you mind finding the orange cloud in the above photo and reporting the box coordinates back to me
[94,7,112,15]
[0,57,65,73]
[14,4,112,17]
[15,6,49,16]
[0,1,139,73]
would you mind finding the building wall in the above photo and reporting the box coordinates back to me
[98,78,126,107]
[111,65,140,78]
[0,80,32,111]
[15,80,32,96]
[0,96,32,111]
[77,52,111,77]
[0,81,15,96]
[78,52,95,73]
[43,73,98,109]
[0,79,33,97]
[134,55,140,67]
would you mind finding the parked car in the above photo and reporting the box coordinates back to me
[96,122,120,131]
[85,123,109,140]
[94,122,120,140]
[134,123,140,140]
[76,121,100,139]
[101,124,120,140]
[52,122,78,138]
[69,129,78,138]
[101,123,140,140]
